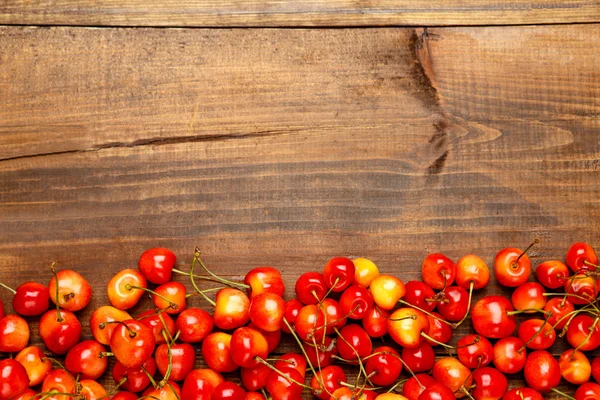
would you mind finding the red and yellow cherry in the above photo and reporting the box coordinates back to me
[245,267,284,298]
[432,358,472,398]
[535,260,569,289]
[90,306,132,345]
[375,394,409,400]
[418,383,456,400]
[403,281,436,312]
[567,314,600,351]
[353,258,380,288]
[39,309,81,354]
[248,322,280,354]
[295,272,327,305]
[310,365,346,400]
[362,306,388,338]
[249,292,285,332]
[48,268,92,312]
[494,242,536,287]
[330,387,355,400]
[566,242,598,272]
[388,308,430,348]
[142,380,181,400]
[138,247,176,284]
[265,367,304,400]
[230,327,268,368]
[319,298,345,335]
[107,269,147,310]
[370,275,406,310]
[112,357,157,393]
[6,282,49,316]
[455,254,490,290]
[493,337,527,374]
[339,284,373,319]
[559,349,591,384]
[543,298,574,329]
[425,312,452,346]
[0,359,29,399]
[436,286,469,322]
[156,342,195,381]
[175,307,213,343]
[110,319,155,368]
[41,369,75,400]
[524,350,560,393]
[182,369,224,400]
[471,296,516,339]
[201,332,238,373]
[592,356,600,383]
[0,314,30,352]
[364,346,402,386]
[502,388,543,400]
[403,374,436,400]
[422,253,456,290]
[302,336,337,368]
[336,324,372,361]
[65,339,108,380]
[565,273,600,305]
[138,309,176,344]
[295,305,326,342]
[241,363,270,392]
[245,392,266,400]
[518,319,556,350]
[401,341,435,372]
[274,353,307,379]
[10,388,35,400]
[511,282,546,312]
[15,345,51,386]
[456,334,493,369]
[154,282,186,314]
[323,257,355,292]
[213,288,250,330]
[77,380,108,400]
[575,383,600,400]
[213,381,246,400]
[282,299,302,334]
[471,367,507,400]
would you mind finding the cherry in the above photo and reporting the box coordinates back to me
[110,319,155,368]
[339,284,373,319]
[245,392,266,400]
[370,274,406,310]
[524,350,560,393]
[201,332,238,373]
[403,374,436,400]
[265,367,303,400]
[376,394,409,400]
[175,307,213,343]
[281,299,302,334]
[331,387,354,400]
[518,319,556,350]
[455,254,490,290]
[230,327,269,368]
[425,311,452,346]
[471,296,516,339]
[565,273,600,305]
[511,282,546,312]
[138,247,176,284]
[153,281,187,314]
[311,365,346,400]
[492,336,527,374]
[295,304,326,342]
[302,336,337,368]
[457,334,493,369]
[336,324,372,361]
[248,322,280,353]
[566,242,598,272]
[41,369,75,400]
[388,308,430,348]
[15,345,51,386]
[90,305,132,345]
[353,257,380,288]
[112,357,157,393]
[182,369,225,400]
[0,359,29,399]
[249,292,285,332]
[494,240,537,287]
[65,339,108,380]
[0,314,30,352]
[575,383,600,400]
[559,349,591,384]
[403,281,436,312]
[295,272,328,305]
[10,388,35,400]
[156,342,196,381]
[402,341,435,372]
[323,257,355,292]
[362,306,388,338]
[77,380,108,400]
[543,297,574,329]
[432,357,472,397]
[213,381,246,400]
[592,355,600,383]
[471,367,507,400]
[502,388,543,400]
[567,314,600,351]
[241,363,272,391]
[0,281,49,316]
[418,383,456,400]
[364,346,402,386]
[274,353,307,379]
[48,267,92,312]
[213,288,250,330]
[319,298,346,335]
[107,269,148,310]
[142,381,181,400]
[422,253,456,290]
[535,260,569,289]
[39,309,81,354]
[138,309,176,344]
[436,286,469,322]
[245,267,285,298]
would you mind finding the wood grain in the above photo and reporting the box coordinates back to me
[1,25,599,398]
[1,0,600,27]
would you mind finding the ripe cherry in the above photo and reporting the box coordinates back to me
[403,281,436,312]
[245,392,266,400]
[41,369,75,400]
[274,353,307,379]
[592,355,600,383]
[138,309,176,344]
[15,345,52,386]
[370,274,406,310]
[248,322,280,353]
[10,388,36,400]
[493,336,527,374]
[153,282,187,314]
[0,359,29,399]
[107,269,148,310]
[302,336,337,368]
[432,357,472,396]
[565,273,599,305]
[336,324,372,361]
[295,304,326,342]
[77,380,108,400]
[436,286,469,322]
[575,383,600,400]
[503,388,543,400]
[311,365,346,400]
[142,381,181,400]
[425,312,452,346]
[39,309,81,354]
[543,297,574,329]
[471,296,516,339]
[319,298,346,335]
[282,299,302,334]
[0,314,30,352]
[230,327,269,368]
[402,341,435,372]
[175,307,213,343]
[48,267,92,312]
[362,306,388,338]
[213,381,246,400]
[245,267,285,298]
[517,319,556,350]
[339,284,373,319]
[90,306,132,346]
[65,339,108,380]
[201,332,238,373]
[182,369,225,400]
[213,288,250,330]
[249,292,285,332]
[511,282,546,311]
[566,314,600,351]
[109,319,155,368]
[365,346,402,386]
[388,308,430,348]
[323,257,355,292]
[0,281,49,316]
[156,342,195,382]
[566,242,598,272]
[524,350,560,393]
[353,258,380,288]
[138,247,176,284]
[535,260,569,289]
[455,254,490,290]
[112,357,157,393]
[494,240,537,287]
[456,334,493,369]
[403,374,436,400]
[559,349,591,384]
[295,272,327,305]
[418,383,456,400]
[422,253,456,290]
[471,367,507,400]
[265,367,303,400]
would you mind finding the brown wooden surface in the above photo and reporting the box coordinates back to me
[1,22,600,400]
[2,0,600,27]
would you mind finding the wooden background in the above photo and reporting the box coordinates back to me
[1,1,600,398]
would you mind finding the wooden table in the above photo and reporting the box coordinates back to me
[1,2,600,398]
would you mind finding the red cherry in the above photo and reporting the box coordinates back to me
[48,269,92,312]
[281,299,302,334]
[370,275,406,310]
[302,336,337,368]
[559,349,591,384]
[213,381,246,400]
[213,288,250,330]
[567,314,600,351]
[0,314,29,352]
[230,327,269,368]
[543,297,574,329]
[77,380,108,400]
[248,322,280,353]
[418,383,456,400]
[422,253,456,290]
[65,339,108,380]
[156,342,195,381]
[339,284,373,319]
[365,346,402,386]
[10,388,36,400]
[295,272,327,305]
[456,334,493,369]
[244,267,284,298]
[249,292,285,332]
[274,353,307,379]
[565,273,600,305]
[142,381,181,400]
[336,324,372,361]
[403,281,436,312]
[112,392,138,400]
[241,363,271,391]
[425,312,452,347]
[403,374,436,400]
[362,306,388,338]
[0,359,29,399]
[15,345,52,386]
[310,365,346,400]
[182,369,224,400]
[471,367,507,400]
[471,296,516,339]
[12,282,49,316]
[388,308,430,348]
[110,320,155,368]
[319,298,346,335]
[330,388,354,400]
[503,388,543,400]
[39,309,81,354]
[575,383,600,400]
[432,358,472,396]
[245,392,266,400]
[323,257,355,292]
[153,282,187,314]
[295,305,325,342]
[107,269,148,310]
[535,260,569,289]
[492,336,527,374]
[112,357,157,393]
[201,332,238,373]
[175,308,213,343]
[265,367,303,400]
[524,350,560,393]
[90,306,132,345]
[41,369,75,400]
[517,319,556,350]
[494,243,535,287]
[566,242,598,273]
[138,309,176,344]
[511,282,546,312]
[436,286,468,322]
[455,255,490,290]
[592,356,600,383]
[138,247,176,284]
[402,341,435,372]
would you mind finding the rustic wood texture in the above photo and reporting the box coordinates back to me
[1,24,599,398]
[1,0,600,27]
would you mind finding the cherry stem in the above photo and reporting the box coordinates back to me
[185,286,222,298]
[518,317,552,352]
[333,327,373,388]
[387,379,407,393]
[140,365,159,389]
[550,388,575,400]
[193,248,249,289]
[322,277,340,301]
[0,282,16,294]
[124,284,178,310]
[584,260,599,269]
[189,253,217,307]
[50,262,64,322]
[421,332,454,349]
[255,357,313,390]
[158,330,173,387]
[98,352,113,358]
[571,317,600,359]
[543,292,600,311]
[397,299,454,327]
[37,391,78,400]
[111,377,127,394]
[313,303,359,333]
[172,268,227,285]
[310,336,334,399]
[461,387,476,400]
[282,318,322,388]
[514,238,539,265]
[99,321,137,338]
[157,312,174,344]
[42,356,70,375]
[136,306,172,322]
[455,281,474,327]
[506,308,548,316]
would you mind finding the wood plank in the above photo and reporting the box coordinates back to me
[1,25,599,398]
[1,0,600,27]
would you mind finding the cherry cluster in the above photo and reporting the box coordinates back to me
[1,242,600,400]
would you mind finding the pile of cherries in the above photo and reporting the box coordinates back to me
[1,241,600,400]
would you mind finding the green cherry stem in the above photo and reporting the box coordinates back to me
[333,327,372,388]
[397,299,454,327]
[189,253,216,307]
[455,281,474,327]
[254,357,313,390]
[124,284,178,310]
[550,388,576,400]
[571,317,600,360]
[158,330,173,387]
[193,249,249,289]
[0,282,16,294]
[140,365,159,389]
[282,318,323,389]
[50,262,64,322]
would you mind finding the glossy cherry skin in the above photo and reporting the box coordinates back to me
[65,339,108,380]
[0,314,29,352]
[112,392,139,400]
[302,336,337,368]
[175,307,213,343]
[336,324,372,361]
[524,350,560,393]
[403,281,436,312]
[402,341,435,372]
[138,309,176,344]
[471,296,516,339]
[323,257,355,292]
[10,388,36,400]
[213,288,250,330]
[39,309,81,354]
[230,327,269,368]
[494,247,532,287]
[388,308,430,348]
[110,319,155,368]
[364,346,402,386]
[0,359,29,399]
[182,369,225,400]
[567,242,598,273]
[502,388,543,400]
[142,380,181,400]
[245,392,266,400]
[48,269,92,312]
[12,282,49,316]
[15,345,51,386]
[370,274,406,310]
[362,306,388,337]
[245,267,285,298]
[559,349,591,384]
[567,314,600,351]
[41,369,75,400]
[592,356,600,383]
[319,298,346,335]
[112,357,157,393]
[425,312,452,346]
[353,258,380,288]
[77,380,108,400]
[575,383,600,400]
[457,334,493,369]
[213,381,246,400]
[138,247,176,284]
[403,374,436,400]
[437,286,469,322]
[422,253,456,290]
[266,367,303,400]
[249,292,285,332]
[544,297,575,329]
[273,354,306,380]
[511,282,546,312]
[153,282,186,314]
[518,319,556,350]
[311,365,346,400]
[295,272,327,305]
[295,304,326,342]
[156,342,196,381]
[247,322,280,354]
[339,284,373,319]
[281,299,302,334]
[90,306,132,345]
[565,273,600,305]
[241,363,272,391]
[432,358,472,397]
[472,367,507,400]
[418,383,456,400]
[535,260,569,289]
[107,269,147,310]
[201,332,238,373]
[455,255,490,290]
[493,337,527,374]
